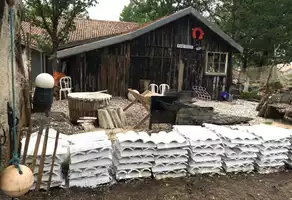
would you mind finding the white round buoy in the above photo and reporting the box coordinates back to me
[0,165,34,198]
[127,90,139,101]
[35,73,54,88]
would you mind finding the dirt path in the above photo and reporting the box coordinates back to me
[2,173,292,200]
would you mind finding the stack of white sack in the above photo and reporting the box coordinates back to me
[173,125,224,174]
[233,124,291,174]
[21,128,70,190]
[113,131,155,180]
[204,124,260,173]
[67,131,113,187]
[151,131,189,179]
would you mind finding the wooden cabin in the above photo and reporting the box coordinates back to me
[57,7,243,99]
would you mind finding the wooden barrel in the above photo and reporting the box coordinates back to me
[68,92,112,123]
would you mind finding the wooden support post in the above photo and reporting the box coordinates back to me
[178,59,184,92]
[36,125,50,192]
[30,121,44,172]
[46,130,59,193]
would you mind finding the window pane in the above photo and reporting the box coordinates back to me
[208,53,214,63]
[207,63,214,72]
[214,54,220,62]
[214,62,220,72]
[221,54,227,63]
[219,63,226,73]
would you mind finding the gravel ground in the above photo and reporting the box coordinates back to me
[51,97,171,133]
[51,99,70,117]
[194,99,266,125]
[51,98,265,133]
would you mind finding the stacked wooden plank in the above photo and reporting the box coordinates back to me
[68,131,113,187]
[204,124,260,173]
[113,131,155,180]
[234,125,291,174]
[151,131,189,179]
[21,129,70,189]
[174,126,223,174]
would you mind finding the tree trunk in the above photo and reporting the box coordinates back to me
[49,40,59,74]
[240,53,248,72]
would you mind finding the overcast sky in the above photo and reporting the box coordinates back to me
[88,0,130,21]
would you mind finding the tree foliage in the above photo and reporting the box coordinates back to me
[120,0,219,24]
[120,0,292,68]
[23,0,97,71]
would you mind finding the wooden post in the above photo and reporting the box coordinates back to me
[31,121,44,172]
[178,59,184,92]
[46,130,59,193]
[36,125,50,192]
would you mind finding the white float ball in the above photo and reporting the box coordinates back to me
[0,165,34,198]
[127,90,139,101]
[35,73,54,88]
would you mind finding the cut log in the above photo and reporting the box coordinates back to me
[80,117,97,120]
[80,123,96,131]
[256,93,271,111]
[68,92,112,123]
[264,103,289,119]
[257,92,292,122]
[127,90,139,101]
[258,102,268,117]
[77,116,97,131]
[98,106,127,129]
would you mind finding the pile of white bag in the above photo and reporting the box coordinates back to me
[113,131,155,180]
[21,129,70,190]
[151,131,189,179]
[234,125,291,173]
[205,124,260,173]
[68,131,113,187]
[286,130,292,168]
[174,126,223,174]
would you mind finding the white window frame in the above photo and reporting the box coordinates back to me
[205,51,229,76]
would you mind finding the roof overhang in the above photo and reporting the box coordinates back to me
[57,7,243,59]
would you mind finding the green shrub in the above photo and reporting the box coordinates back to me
[240,91,261,100]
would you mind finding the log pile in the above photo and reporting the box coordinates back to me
[98,106,127,129]
[257,92,292,123]
[77,117,97,131]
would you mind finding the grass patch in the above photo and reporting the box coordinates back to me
[263,121,273,125]
[240,91,261,101]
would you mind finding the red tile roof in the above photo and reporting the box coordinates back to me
[22,18,140,50]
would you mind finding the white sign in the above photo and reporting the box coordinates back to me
[176,44,194,49]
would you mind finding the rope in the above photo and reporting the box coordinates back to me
[8,7,22,175]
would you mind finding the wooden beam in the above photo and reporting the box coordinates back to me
[178,59,184,91]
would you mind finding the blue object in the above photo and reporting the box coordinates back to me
[220,91,229,101]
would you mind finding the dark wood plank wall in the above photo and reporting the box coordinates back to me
[128,15,233,98]
[65,15,235,98]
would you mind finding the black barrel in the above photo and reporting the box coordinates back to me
[32,87,53,113]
